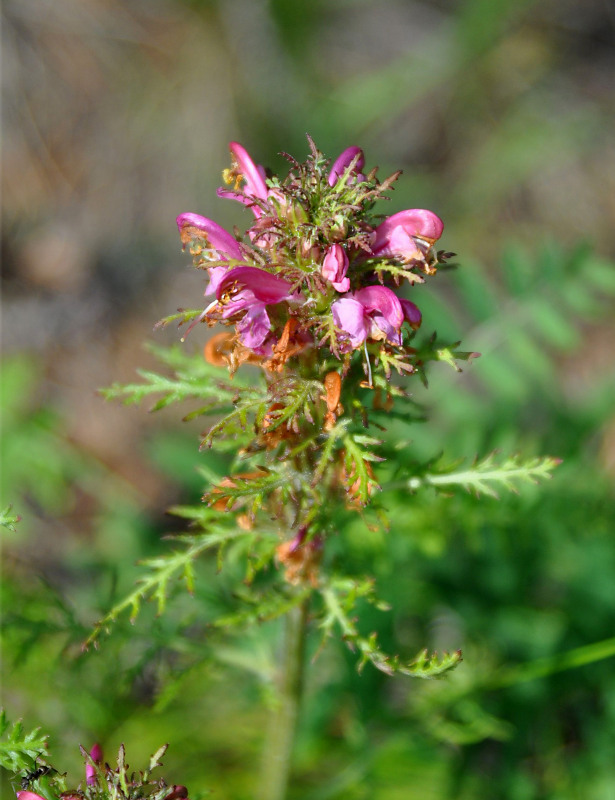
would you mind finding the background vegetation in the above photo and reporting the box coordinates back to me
[2,0,615,797]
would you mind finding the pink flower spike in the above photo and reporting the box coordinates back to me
[86,743,103,785]
[176,213,243,261]
[217,267,293,305]
[322,245,350,293]
[17,792,47,800]
[227,142,269,201]
[328,146,365,186]
[399,297,422,330]
[373,209,444,260]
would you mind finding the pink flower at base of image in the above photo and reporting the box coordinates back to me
[14,743,191,800]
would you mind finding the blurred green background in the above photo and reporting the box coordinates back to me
[2,0,615,797]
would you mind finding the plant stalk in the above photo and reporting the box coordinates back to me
[259,599,309,800]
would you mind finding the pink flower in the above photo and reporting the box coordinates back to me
[321,245,350,292]
[328,146,365,186]
[218,142,269,215]
[332,286,420,350]
[176,213,243,261]
[372,209,444,262]
[216,267,294,350]
[16,793,46,800]
[86,743,103,785]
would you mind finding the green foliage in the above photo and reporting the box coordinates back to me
[318,579,462,678]
[101,343,252,413]
[0,710,48,773]
[405,452,560,498]
[84,520,255,649]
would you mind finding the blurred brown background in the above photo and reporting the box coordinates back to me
[3,0,614,481]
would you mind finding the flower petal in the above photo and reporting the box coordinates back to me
[331,298,368,348]
[229,142,269,200]
[205,266,229,296]
[354,285,404,329]
[372,209,444,259]
[399,297,422,329]
[236,304,271,348]
[328,146,365,186]
[217,267,293,305]
[176,213,243,260]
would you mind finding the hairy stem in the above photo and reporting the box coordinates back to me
[259,599,309,800]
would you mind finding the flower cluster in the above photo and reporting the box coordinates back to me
[175,140,449,379]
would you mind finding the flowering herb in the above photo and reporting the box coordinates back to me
[97,139,559,800]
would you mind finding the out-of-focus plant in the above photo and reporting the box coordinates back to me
[86,139,559,800]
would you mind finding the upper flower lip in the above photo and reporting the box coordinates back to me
[176,213,243,261]
[217,143,269,215]
[373,209,444,253]
[228,142,269,200]
[216,266,293,305]
[354,285,404,329]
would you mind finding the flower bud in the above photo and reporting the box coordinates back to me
[328,146,365,186]
[86,743,103,785]
[322,245,350,293]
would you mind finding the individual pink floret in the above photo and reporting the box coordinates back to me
[372,209,444,262]
[332,285,406,350]
[216,267,294,349]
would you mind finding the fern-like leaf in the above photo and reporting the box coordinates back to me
[0,711,49,772]
[407,452,561,498]
[319,580,461,679]
[84,525,252,649]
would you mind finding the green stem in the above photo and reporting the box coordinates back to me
[492,635,615,688]
[259,599,309,800]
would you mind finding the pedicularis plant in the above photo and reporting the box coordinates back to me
[5,140,559,800]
